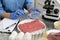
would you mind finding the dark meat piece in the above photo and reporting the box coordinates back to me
[47,32,60,40]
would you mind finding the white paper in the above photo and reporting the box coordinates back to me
[0,18,18,32]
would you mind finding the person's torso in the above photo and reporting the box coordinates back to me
[1,0,25,12]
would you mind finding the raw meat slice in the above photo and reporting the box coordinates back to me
[47,32,60,40]
[18,20,45,33]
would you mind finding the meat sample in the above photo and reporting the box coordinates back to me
[18,20,45,33]
[47,32,60,40]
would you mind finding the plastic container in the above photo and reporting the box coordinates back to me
[23,32,32,40]
[9,31,17,40]
[28,11,40,19]
[17,19,46,40]
[16,32,24,40]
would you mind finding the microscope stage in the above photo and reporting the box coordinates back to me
[42,13,60,20]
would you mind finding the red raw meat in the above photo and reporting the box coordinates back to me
[47,32,60,40]
[18,20,45,33]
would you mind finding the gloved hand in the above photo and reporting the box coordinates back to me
[29,8,40,13]
[10,9,25,19]
[28,8,41,19]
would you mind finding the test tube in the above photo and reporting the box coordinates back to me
[16,32,24,40]
[9,31,17,40]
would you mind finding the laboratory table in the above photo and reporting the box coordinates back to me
[0,15,55,40]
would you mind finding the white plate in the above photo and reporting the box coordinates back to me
[46,29,60,40]
[47,29,60,35]
[17,19,46,34]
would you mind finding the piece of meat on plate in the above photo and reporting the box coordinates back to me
[18,20,45,33]
[47,32,60,40]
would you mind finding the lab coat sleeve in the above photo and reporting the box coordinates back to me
[25,0,34,10]
[0,0,5,16]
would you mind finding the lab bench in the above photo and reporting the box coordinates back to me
[0,0,59,40]
[0,15,55,40]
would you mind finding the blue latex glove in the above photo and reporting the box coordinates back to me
[28,8,41,19]
[10,9,25,19]
[30,8,41,13]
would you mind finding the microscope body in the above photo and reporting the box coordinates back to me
[42,0,60,20]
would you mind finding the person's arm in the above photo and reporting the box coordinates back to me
[25,0,41,19]
[0,0,10,18]
[0,0,26,19]
[2,9,26,19]
[2,12,10,18]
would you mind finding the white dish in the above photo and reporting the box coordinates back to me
[54,21,60,29]
[47,29,60,35]
[46,29,60,40]
[17,19,46,34]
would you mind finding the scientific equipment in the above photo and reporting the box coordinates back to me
[56,0,60,4]
[42,0,60,20]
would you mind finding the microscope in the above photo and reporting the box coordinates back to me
[42,0,60,20]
